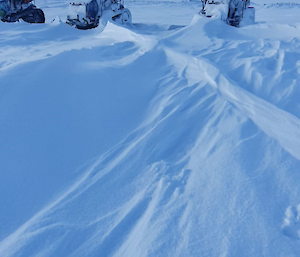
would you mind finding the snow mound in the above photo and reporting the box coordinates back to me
[1,1,300,257]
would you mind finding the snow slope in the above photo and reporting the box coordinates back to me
[1,1,300,256]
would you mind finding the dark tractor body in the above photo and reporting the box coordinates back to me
[0,0,45,23]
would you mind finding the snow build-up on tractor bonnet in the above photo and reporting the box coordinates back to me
[0,0,44,23]
[66,0,132,29]
[200,0,255,27]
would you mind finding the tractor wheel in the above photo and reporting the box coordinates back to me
[121,8,132,24]
[33,9,45,23]
[22,8,45,23]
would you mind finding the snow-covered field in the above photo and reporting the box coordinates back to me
[1,0,300,256]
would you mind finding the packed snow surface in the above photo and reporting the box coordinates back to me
[1,0,300,256]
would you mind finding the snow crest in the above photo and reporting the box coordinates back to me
[1,1,300,257]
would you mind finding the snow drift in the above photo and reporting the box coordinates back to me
[1,1,300,256]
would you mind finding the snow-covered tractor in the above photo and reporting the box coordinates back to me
[200,0,255,27]
[67,0,131,29]
[0,0,45,23]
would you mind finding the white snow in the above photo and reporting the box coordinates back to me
[1,0,300,256]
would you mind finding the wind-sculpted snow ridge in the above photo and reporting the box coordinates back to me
[1,2,300,257]
[0,21,157,72]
